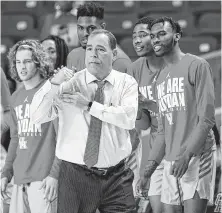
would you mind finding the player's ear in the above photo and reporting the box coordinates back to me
[112,49,117,61]
[174,33,181,42]
[101,22,106,29]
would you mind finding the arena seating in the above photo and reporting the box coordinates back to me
[179,36,218,55]
[2,14,39,40]
[1,1,221,58]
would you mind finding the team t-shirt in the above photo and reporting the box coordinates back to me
[2,81,58,184]
[155,53,216,161]
[127,57,160,151]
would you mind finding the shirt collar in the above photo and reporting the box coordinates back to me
[86,69,115,86]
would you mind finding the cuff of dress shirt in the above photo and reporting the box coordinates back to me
[89,101,104,119]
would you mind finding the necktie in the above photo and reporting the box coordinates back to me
[84,80,106,167]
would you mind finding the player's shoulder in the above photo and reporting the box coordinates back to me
[131,57,146,68]
[116,45,131,61]
[11,85,24,100]
[186,53,209,67]
[68,47,84,57]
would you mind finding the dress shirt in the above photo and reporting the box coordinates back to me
[30,69,138,168]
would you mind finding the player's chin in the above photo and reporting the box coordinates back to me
[136,51,147,57]
[154,50,164,57]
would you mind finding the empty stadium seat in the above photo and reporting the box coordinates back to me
[139,1,188,16]
[40,13,79,48]
[1,1,50,18]
[147,12,197,36]
[1,37,14,70]
[105,13,138,38]
[189,1,221,14]
[119,37,138,60]
[179,36,218,55]
[2,14,39,39]
[197,13,221,35]
[103,1,139,13]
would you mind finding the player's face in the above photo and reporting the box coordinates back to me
[132,23,153,57]
[77,16,104,48]
[15,49,39,82]
[41,39,57,69]
[85,34,115,77]
[150,21,176,57]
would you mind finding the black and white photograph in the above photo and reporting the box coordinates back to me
[0,1,221,213]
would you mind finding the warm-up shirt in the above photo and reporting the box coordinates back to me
[2,81,59,184]
[127,57,161,151]
[67,46,132,73]
[149,54,216,163]
[30,69,138,168]
[1,69,11,112]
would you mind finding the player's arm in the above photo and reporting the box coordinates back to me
[135,109,151,130]
[1,69,12,135]
[137,115,165,194]
[147,115,165,166]
[127,64,150,130]
[138,91,158,113]
[1,107,19,182]
[185,60,215,156]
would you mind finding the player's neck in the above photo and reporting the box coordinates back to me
[146,54,164,72]
[23,74,43,90]
[163,46,185,66]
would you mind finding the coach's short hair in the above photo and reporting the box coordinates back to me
[7,40,53,82]
[77,2,104,20]
[134,16,155,30]
[151,16,183,37]
[89,29,117,50]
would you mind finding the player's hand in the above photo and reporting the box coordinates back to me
[39,176,58,202]
[136,176,150,198]
[170,151,192,178]
[50,66,76,85]
[138,92,157,113]
[60,92,90,110]
[1,177,9,200]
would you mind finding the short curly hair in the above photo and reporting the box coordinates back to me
[134,16,155,30]
[77,2,104,20]
[7,40,54,82]
[150,16,183,37]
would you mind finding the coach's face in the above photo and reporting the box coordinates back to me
[133,23,153,57]
[77,16,105,48]
[85,33,116,79]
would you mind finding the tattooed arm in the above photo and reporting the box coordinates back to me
[137,116,165,196]
[144,160,159,178]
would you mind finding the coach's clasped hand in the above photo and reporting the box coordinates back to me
[50,66,76,85]
[60,92,90,110]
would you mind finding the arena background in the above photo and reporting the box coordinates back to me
[1,1,221,213]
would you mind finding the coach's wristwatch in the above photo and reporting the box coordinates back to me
[87,102,92,111]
